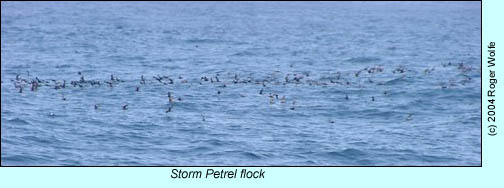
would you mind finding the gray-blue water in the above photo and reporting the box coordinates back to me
[1,2,481,166]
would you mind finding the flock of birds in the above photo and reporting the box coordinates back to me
[2,61,476,122]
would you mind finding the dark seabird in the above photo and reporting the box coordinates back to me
[259,88,263,95]
[105,81,113,88]
[371,96,375,101]
[154,75,162,83]
[269,95,275,104]
[62,95,67,101]
[217,90,221,95]
[136,87,140,92]
[290,100,296,110]
[140,75,146,85]
[122,104,128,110]
[355,70,362,77]
[345,94,349,100]
[168,92,174,103]
[406,114,413,121]
[31,81,38,91]
[94,104,99,110]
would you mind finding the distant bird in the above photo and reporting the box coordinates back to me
[122,104,128,110]
[168,92,173,103]
[345,94,349,100]
[105,81,113,88]
[135,87,140,92]
[62,95,67,101]
[355,70,362,77]
[217,90,221,95]
[371,96,375,101]
[140,75,146,85]
[406,114,413,121]
[290,101,296,110]
[269,95,275,104]
[259,88,263,95]
[31,81,38,91]
[94,104,99,110]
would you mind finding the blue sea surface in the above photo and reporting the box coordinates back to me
[1,2,481,166]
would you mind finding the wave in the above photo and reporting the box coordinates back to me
[6,118,31,125]
[344,56,381,63]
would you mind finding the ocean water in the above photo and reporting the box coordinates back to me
[1,2,481,166]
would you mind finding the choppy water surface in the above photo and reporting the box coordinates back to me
[1,2,481,166]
